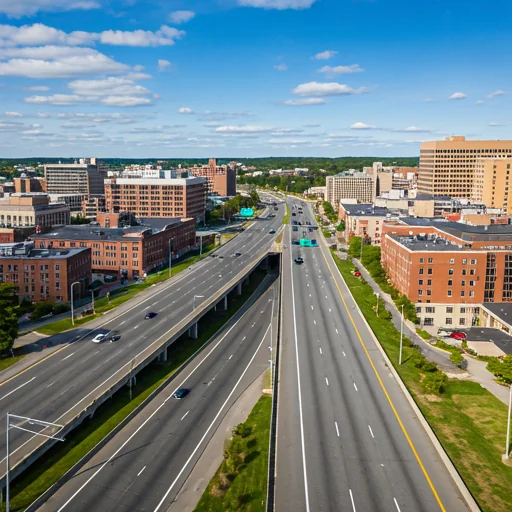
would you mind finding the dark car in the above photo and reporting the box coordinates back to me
[145,312,158,319]
[292,226,298,231]
[291,240,300,245]
[234,252,242,257]
[219,255,224,259]
[294,257,304,264]
[292,212,296,216]
[109,334,121,342]
[172,388,190,399]
[269,229,276,234]
[210,254,217,258]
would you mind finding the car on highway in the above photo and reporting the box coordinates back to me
[294,257,304,265]
[269,229,276,234]
[292,212,296,216]
[92,333,107,343]
[145,312,158,319]
[210,254,217,258]
[109,334,121,342]
[172,388,190,399]
[234,252,242,257]
[450,331,467,340]
[291,240,300,245]
[292,226,298,231]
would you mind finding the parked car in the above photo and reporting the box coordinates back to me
[450,331,467,340]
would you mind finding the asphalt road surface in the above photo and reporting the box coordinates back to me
[0,197,283,473]
[275,198,470,512]
[37,277,279,512]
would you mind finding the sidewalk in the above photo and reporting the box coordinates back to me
[352,257,510,405]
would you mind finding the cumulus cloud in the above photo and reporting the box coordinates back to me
[313,50,337,60]
[158,59,171,71]
[0,0,99,18]
[67,77,150,97]
[488,122,505,127]
[26,85,50,91]
[283,98,326,106]
[487,90,505,98]
[274,63,287,71]
[25,93,151,107]
[238,0,317,9]
[317,64,363,77]
[350,122,375,130]
[421,98,434,102]
[448,92,466,100]
[4,111,22,117]
[170,10,196,24]
[215,125,273,133]
[100,26,185,47]
[476,100,485,105]
[178,107,194,114]
[292,81,366,96]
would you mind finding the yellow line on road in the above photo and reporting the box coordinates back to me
[322,247,446,512]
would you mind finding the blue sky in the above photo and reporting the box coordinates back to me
[0,0,510,158]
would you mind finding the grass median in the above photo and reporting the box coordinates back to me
[331,253,512,512]
[7,269,267,512]
[36,244,216,336]
[282,203,290,226]
[194,395,272,512]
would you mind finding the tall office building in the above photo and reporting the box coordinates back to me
[44,158,106,196]
[472,158,512,214]
[326,173,376,209]
[418,136,512,198]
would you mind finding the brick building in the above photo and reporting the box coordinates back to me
[381,218,512,327]
[188,159,236,196]
[0,194,70,228]
[0,241,91,303]
[104,176,207,221]
[14,177,46,194]
[31,217,196,280]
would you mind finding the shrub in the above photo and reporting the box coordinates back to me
[487,355,512,385]
[31,302,55,320]
[421,360,439,373]
[450,351,464,366]
[52,303,70,316]
[233,423,253,439]
[422,371,448,394]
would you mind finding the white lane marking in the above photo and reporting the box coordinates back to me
[307,283,309,287]
[353,383,358,391]
[134,325,139,330]
[228,355,233,360]
[335,328,338,334]
[181,411,189,421]
[325,295,328,299]
[343,351,346,357]
[137,466,146,477]
[62,352,75,361]
[394,498,402,512]
[311,305,314,311]
[242,336,246,341]
[319,347,322,355]
[0,377,36,401]
[335,421,340,437]
[261,311,264,314]
[119,321,126,326]
[329,308,331,313]
[54,297,274,512]
[349,489,357,512]
[309,294,311,298]
[153,322,272,512]
[325,377,329,386]
[313,320,316,325]
[144,306,150,310]
[46,381,55,389]
[368,425,375,439]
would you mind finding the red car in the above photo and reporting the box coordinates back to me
[450,331,467,340]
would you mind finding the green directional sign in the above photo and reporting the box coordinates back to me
[300,239,318,247]
[240,208,254,217]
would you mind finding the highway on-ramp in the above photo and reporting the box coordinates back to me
[0,197,283,475]
[275,198,470,512]
[36,274,279,512]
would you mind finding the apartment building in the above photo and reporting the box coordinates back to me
[14,177,46,194]
[0,241,91,302]
[188,159,236,196]
[82,196,106,219]
[381,218,512,327]
[31,217,196,280]
[326,172,376,209]
[338,203,395,245]
[0,194,70,228]
[104,176,207,221]
[418,136,512,198]
[44,158,106,196]
[472,158,512,214]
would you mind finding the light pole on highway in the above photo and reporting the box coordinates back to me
[193,295,204,311]
[5,414,64,512]
[504,383,512,461]
[91,290,95,314]
[286,180,295,193]
[168,238,174,278]
[70,281,80,326]
[375,292,380,317]
[399,304,404,365]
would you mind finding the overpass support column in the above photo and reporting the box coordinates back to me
[188,322,198,339]
[159,349,168,362]
[236,282,242,296]
[223,294,228,310]
[261,256,268,270]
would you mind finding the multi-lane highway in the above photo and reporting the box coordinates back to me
[0,197,283,475]
[37,274,278,511]
[276,198,470,512]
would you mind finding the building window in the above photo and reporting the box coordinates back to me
[428,257,433,263]
[446,307,453,313]
[427,279,432,286]
[424,318,434,326]
[427,289,431,296]
[471,259,477,265]
[426,306,435,313]
[469,281,475,286]
[448,268,454,275]
[450,258,455,264]
[461,280,466,286]
[448,289,452,297]
[462,259,467,265]
[418,279,424,285]
[448,279,453,286]
[419,268,424,274]
[428,268,433,275]
[469,290,474,297]
[461,290,465,297]
[460,307,466,313]
[446,318,453,325]
[419,257,424,263]
[459,318,466,326]
[462,269,467,276]
[416,307,422,313]
[470,269,475,275]
[418,289,423,296]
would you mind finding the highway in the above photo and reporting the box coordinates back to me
[37,274,278,511]
[0,196,283,474]
[275,198,470,512]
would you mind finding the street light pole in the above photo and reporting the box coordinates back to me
[168,238,173,278]
[70,281,80,326]
[399,304,404,365]
[375,292,380,317]
[199,235,203,256]
[91,290,95,314]
[360,236,364,261]
[505,383,512,460]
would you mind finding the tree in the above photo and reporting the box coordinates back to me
[0,283,19,354]
[249,190,260,204]
[71,215,91,225]
[487,355,512,385]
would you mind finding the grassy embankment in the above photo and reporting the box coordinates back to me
[7,269,267,512]
[331,253,512,512]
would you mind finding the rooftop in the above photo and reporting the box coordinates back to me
[481,303,512,327]
[340,203,393,217]
[0,242,88,260]
[389,234,474,252]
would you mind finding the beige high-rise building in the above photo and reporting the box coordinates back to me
[418,136,512,198]
[326,173,376,209]
[472,158,512,213]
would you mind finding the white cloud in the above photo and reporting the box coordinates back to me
[215,125,272,133]
[476,100,485,105]
[68,77,150,97]
[158,59,171,71]
[238,0,316,10]
[4,111,22,117]
[170,10,196,24]
[317,64,363,76]
[274,63,287,71]
[488,122,505,127]
[421,98,434,102]
[283,98,326,106]
[100,26,185,47]
[25,93,151,107]
[292,81,366,96]
[0,23,97,46]
[350,122,375,130]
[313,50,337,60]
[178,107,194,114]
[26,85,50,91]
[0,0,99,18]
[487,90,505,98]
[0,46,129,78]
[401,126,430,132]
[448,92,466,100]
[102,96,151,107]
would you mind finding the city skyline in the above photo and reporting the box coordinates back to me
[0,0,510,158]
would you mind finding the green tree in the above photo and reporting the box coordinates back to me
[0,283,19,354]
[487,355,512,384]
[70,215,91,225]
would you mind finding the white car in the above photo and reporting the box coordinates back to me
[92,333,107,343]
